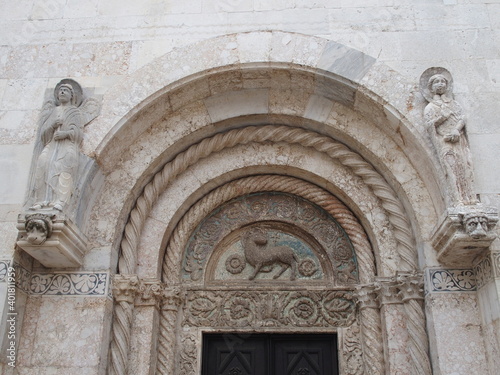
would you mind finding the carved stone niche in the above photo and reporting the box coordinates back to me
[431,205,498,266]
[16,212,87,268]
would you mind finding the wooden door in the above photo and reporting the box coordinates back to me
[202,333,338,375]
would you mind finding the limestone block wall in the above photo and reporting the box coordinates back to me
[0,1,499,374]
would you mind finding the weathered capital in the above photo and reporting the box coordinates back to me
[375,278,402,306]
[112,274,140,304]
[396,272,424,302]
[355,284,379,310]
[162,286,184,311]
[136,278,164,307]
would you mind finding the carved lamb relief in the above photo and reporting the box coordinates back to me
[183,192,358,285]
[16,79,100,268]
[241,228,299,280]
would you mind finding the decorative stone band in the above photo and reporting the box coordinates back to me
[0,260,111,296]
[182,289,357,329]
[425,268,476,293]
[473,250,500,289]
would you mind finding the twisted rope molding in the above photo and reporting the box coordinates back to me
[157,174,378,374]
[110,124,420,375]
[119,125,417,275]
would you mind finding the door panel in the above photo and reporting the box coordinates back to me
[202,333,338,375]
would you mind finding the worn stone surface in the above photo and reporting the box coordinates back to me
[1,2,500,375]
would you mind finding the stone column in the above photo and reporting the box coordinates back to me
[355,284,384,375]
[397,273,432,375]
[376,278,413,375]
[474,249,500,374]
[156,287,183,375]
[129,279,163,375]
[109,274,139,375]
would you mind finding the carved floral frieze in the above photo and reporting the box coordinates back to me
[426,269,476,293]
[182,289,356,329]
[30,272,108,296]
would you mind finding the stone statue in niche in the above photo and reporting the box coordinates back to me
[241,228,298,280]
[420,68,476,204]
[29,79,100,212]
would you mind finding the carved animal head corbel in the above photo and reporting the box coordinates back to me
[24,213,55,245]
[461,212,490,239]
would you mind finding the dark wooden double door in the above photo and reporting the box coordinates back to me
[202,333,338,375]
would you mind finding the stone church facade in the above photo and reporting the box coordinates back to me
[0,1,499,374]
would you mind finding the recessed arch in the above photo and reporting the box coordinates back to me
[95,32,438,375]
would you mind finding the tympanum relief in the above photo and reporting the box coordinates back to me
[16,79,100,268]
[183,192,358,285]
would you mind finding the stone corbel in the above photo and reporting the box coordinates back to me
[16,212,87,268]
[431,205,498,267]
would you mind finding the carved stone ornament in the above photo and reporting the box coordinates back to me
[341,322,365,375]
[182,289,356,329]
[112,274,140,304]
[16,212,87,268]
[17,79,100,268]
[28,79,100,212]
[135,279,163,307]
[431,205,498,266]
[420,67,476,204]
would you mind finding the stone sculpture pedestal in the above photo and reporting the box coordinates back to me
[16,211,87,268]
[431,205,498,267]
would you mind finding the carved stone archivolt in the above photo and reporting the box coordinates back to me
[106,120,429,375]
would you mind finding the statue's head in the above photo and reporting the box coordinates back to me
[428,74,448,95]
[57,84,74,105]
[54,79,83,106]
[25,214,54,245]
[463,213,489,239]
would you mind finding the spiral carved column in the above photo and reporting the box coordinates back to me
[356,284,385,375]
[398,273,432,375]
[109,275,139,375]
[157,288,183,375]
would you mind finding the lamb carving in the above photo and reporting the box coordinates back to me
[241,228,298,280]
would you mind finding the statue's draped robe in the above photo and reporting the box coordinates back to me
[424,96,475,203]
[33,105,84,208]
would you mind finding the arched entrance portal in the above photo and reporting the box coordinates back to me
[101,32,439,375]
[163,187,365,374]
